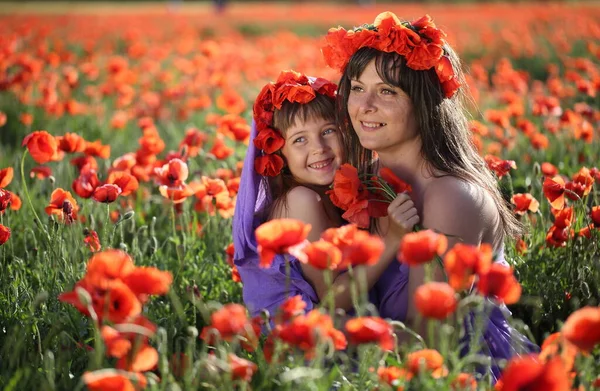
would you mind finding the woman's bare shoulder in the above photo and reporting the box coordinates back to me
[422,176,497,245]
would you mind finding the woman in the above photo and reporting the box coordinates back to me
[322,11,537,382]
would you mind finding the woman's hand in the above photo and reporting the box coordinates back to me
[387,192,420,239]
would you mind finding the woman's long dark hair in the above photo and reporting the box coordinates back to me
[337,46,522,240]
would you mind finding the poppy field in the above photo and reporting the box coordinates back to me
[1,2,600,390]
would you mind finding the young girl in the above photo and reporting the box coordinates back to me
[232,70,417,320]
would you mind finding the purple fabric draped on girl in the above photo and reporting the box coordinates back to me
[232,121,411,321]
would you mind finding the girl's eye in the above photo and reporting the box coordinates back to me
[322,128,336,136]
[293,137,306,144]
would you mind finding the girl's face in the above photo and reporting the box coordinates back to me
[280,116,342,186]
[347,59,418,153]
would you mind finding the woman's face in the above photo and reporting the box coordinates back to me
[347,59,418,153]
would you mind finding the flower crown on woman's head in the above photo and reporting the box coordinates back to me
[321,12,460,99]
[253,70,337,177]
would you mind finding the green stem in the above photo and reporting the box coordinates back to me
[20,150,50,243]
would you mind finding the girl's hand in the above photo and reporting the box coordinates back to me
[387,192,419,239]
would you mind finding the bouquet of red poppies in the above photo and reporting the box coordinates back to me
[327,164,412,228]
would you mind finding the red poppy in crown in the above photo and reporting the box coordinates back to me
[253,70,337,176]
[321,12,460,98]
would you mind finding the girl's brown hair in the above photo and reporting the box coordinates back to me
[337,46,522,239]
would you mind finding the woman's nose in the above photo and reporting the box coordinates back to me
[359,92,377,113]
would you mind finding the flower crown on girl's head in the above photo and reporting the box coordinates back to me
[253,70,338,177]
[321,12,460,99]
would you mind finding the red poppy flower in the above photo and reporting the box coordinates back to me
[83,371,146,391]
[321,225,384,268]
[541,162,558,177]
[498,355,570,391]
[92,184,121,203]
[377,366,413,387]
[217,114,251,142]
[327,164,367,210]
[45,188,79,223]
[199,303,250,342]
[484,155,516,178]
[539,332,577,372]
[255,219,311,267]
[591,206,600,227]
[84,230,101,252]
[543,176,566,210]
[565,167,594,200]
[107,171,139,196]
[116,344,159,373]
[301,240,342,270]
[0,111,6,127]
[30,166,52,179]
[72,166,100,198]
[216,89,246,115]
[444,243,492,290]
[398,230,448,266]
[379,167,412,194]
[83,140,111,159]
[0,189,11,212]
[200,304,260,351]
[0,167,13,188]
[159,183,195,204]
[56,132,86,153]
[511,193,540,215]
[552,207,574,229]
[345,316,394,350]
[278,310,346,354]
[154,158,189,188]
[477,263,521,305]
[561,306,600,352]
[451,373,477,390]
[545,226,570,248]
[22,130,59,164]
[122,267,173,298]
[253,127,285,154]
[85,249,135,289]
[104,280,142,323]
[209,135,234,160]
[406,349,444,374]
[101,325,132,358]
[414,282,457,319]
[0,224,10,245]
[278,295,307,323]
[71,155,98,172]
[6,191,20,211]
[229,353,258,382]
[254,154,284,177]
[179,128,207,158]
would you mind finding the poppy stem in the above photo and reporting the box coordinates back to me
[20,150,50,243]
